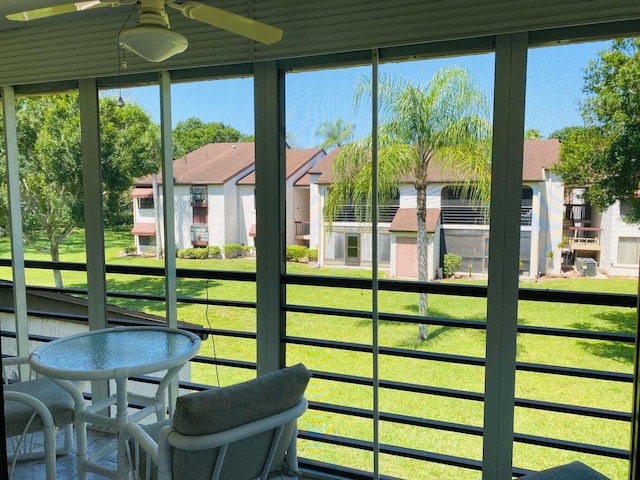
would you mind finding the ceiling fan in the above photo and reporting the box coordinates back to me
[6,0,284,62]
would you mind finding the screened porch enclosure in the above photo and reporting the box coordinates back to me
[1,2,640,480]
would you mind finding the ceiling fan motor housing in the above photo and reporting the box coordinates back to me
[137,0,170,28]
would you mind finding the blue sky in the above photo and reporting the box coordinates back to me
[118,40,611,149]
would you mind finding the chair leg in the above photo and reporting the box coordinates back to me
[57,423,74,455]
[42,423,57,480]
[75,415,88,480]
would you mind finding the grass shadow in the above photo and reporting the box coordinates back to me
[397,324,455,349]
[571,310,636,335]
[576,340,634,365]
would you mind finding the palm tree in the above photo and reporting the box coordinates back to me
[525,128,543,140]
[315,118,355,150]
[326,66,492,340]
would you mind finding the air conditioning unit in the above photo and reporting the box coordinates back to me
[576,257,597,277]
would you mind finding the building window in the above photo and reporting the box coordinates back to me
[191,225,209,245]
[620,200,632,218]
[138,235,154,246]
[193,207,208,224]
[379,233,391,262]
[191,186,207,205]
[139,197,154,209]
[617,237,640,264]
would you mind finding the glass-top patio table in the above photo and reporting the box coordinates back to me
[29,326,201,480]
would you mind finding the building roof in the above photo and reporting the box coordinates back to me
[237,147,324,185]
[299,147,341,185]
[521,139,561,181]
[307,139,560,186]
[135,143,324,187]
[136,142,256,186]
[389,208,441,233]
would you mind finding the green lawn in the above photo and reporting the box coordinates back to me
[0,228,635,479]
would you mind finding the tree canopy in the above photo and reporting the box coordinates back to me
[553,38,640,222]
[525,128,543,140]
[172,117,245,158]
[0,93,157,286]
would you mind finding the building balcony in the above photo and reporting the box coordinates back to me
[332,204,400,223]
[563,226,602,251]
[440,205,533,226]
[295,220,310,238]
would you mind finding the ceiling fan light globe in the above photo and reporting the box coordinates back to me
[119,24,188,62]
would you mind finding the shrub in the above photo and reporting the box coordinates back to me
[224,243,245,258]
[308,248,318,262]
[206,245,221,259]
[123,245,137,255]
[443,253,462,278]
[177,247,207,259]
[286,245,308,262]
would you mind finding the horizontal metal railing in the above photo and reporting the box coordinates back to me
[440,205,533,226]
[295,220,311,236]
[0,260,635,479]
[332,204,400,223]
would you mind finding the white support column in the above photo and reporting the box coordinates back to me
[79,78,109,404]
[482,33,528,480]
[160,71,177,330]
[254,61,286,376]
[2,86,29,361]
[79,78,107,330]
[159,71,180,412]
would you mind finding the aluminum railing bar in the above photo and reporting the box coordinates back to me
[516,361,633,382]
[515,398,631,421]
[106,290,257,309]
[1,260,256,283]
[286,335,485,367]
[307,370,485,401]
[285,336,373,352]
[0,330,55,343]
[377,312,486,329]
[300,430,487,472]
[379,443,483,470]
[517,324,635,342]
[299,431,372,450]
[380,412,484,436]
[308,400,484,436]
[299,458,401,480]
[190,356,256,371]
[0,307,88,323]
[285,304,374,319]
[513,432,629,459]
[8,284,88,296]
[285,304,487,328]
[380,379,484,401]
[518,287,635,307]
[379,346,485,366]
[106,264,257,282]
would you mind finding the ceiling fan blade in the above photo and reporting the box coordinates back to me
[6,1,121,22]
[174,1,283,45]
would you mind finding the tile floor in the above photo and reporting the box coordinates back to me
[8,428,117,480]
[8,428,315,479]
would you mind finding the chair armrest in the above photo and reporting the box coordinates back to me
[4,391,55,430]
[123,422,160,465]
[1,356,30,367]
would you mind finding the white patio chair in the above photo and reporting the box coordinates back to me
[2,356,86,480]
[124,363,310,480]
